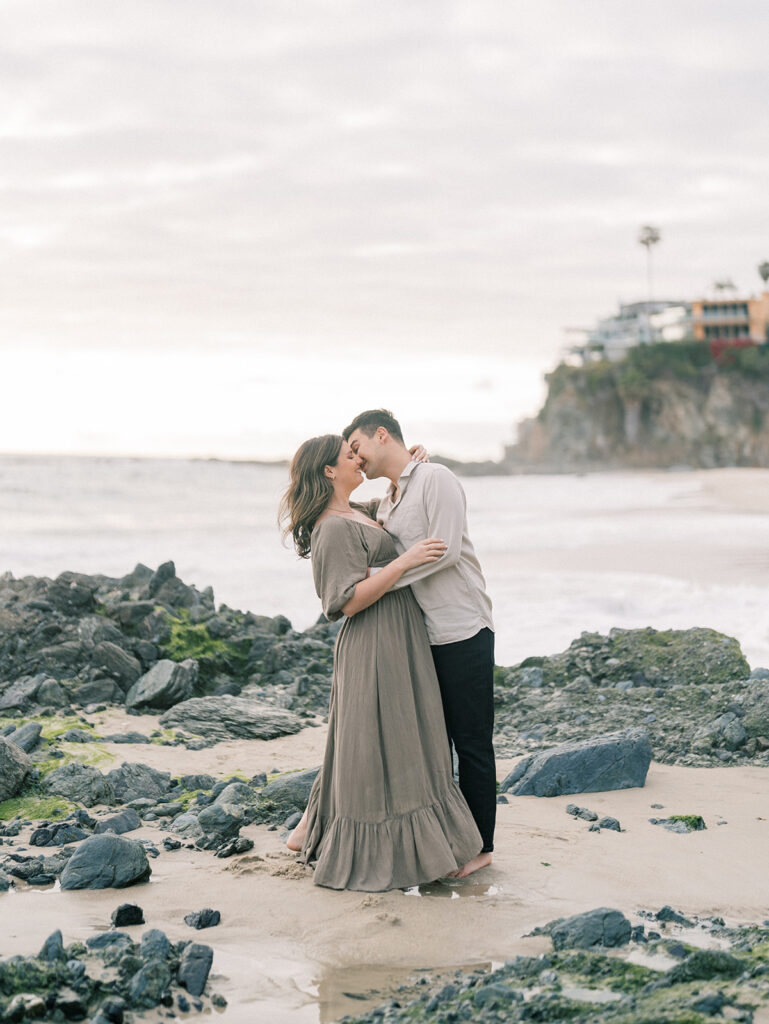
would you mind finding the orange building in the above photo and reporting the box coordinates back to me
[691,291,769,343]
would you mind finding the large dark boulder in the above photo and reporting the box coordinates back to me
[255,767,320,823]
[92,642,142,690]
[60,834,151,889]
[197,801,244,840]
[119,562,154,592]
[46,571,98,614]
[153,577,199,610]
[148,561,176,597]
[159,695,302,743]
[35,641,84,673]
[0,674,47,712]
[179,773,216,790]
[128,961,172,1007]
[147,560,200,610]
[36,677,69,707]
[213,782,258,806]
[73,679,125,705]
[177,943,213,996]
[742,681,769,738]
[549,908,632,950]
[93,809,142,835]
[501,728,652,797]
[116,601,156,628]
[106,762,172,804]
[5,721,43,753]
[170,811,204,840]
[86,931,133,952]
[78,615,125,649]
[43,763,116,807]
[692,711,748,753]
[141,928,171,961]
[125,659,198,711]
[39,929,66,962]
[0,736,33,800]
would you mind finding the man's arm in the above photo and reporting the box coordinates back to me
[388,469,464,589]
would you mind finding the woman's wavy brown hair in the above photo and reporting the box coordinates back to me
[279,434,344,558]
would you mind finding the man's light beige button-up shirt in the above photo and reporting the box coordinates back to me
[376,460,494,646]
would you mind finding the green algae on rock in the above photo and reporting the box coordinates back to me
[667,815,706,832]
[337,918,769,1024]
[0,794,76,822]
[504,627,750,691]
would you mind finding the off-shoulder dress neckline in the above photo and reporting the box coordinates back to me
[314,513,384,533]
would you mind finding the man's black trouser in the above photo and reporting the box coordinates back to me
[430,626,496,853]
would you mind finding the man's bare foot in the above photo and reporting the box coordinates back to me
[454,851,492,878]
[286,811,308,852]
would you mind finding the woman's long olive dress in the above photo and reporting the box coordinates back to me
[299,511,482,891]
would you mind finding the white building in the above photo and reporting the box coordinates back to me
[568,300,691,363]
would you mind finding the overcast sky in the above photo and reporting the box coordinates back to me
[3,1,769,457]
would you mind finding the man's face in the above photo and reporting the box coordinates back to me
[347,428,383,479]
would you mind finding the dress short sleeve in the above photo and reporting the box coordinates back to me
[311,517,369,621]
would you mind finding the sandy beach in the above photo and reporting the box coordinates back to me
[3,710,768,1022]
[1,466,768,1020]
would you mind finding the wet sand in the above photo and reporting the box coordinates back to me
[698,467,769,514]
[3,711,768,1023]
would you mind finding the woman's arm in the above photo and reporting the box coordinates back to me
[341,538,445,617]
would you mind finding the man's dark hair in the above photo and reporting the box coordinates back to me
[343,408,405,444]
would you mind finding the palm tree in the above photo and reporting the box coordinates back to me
[638,225,661,302]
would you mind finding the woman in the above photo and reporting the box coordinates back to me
[279,434,483,891]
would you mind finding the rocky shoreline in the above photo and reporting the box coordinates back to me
[0,916,222,1022]
[1,562,768,1021]
[337,909,769,1024]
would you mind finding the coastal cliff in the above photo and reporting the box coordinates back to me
[505,341,769,470]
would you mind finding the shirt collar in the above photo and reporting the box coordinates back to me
[387,458,419,503]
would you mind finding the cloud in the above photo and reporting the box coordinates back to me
[1,0,769,374]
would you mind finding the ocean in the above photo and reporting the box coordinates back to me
[2,454,768,670]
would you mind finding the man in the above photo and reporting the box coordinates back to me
[344,409,495,876]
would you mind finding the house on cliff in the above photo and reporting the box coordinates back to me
[571,300,690,363]
[691,291,769,354]
[570,288,769,365]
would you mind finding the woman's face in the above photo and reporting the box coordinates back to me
[329,441,364,490]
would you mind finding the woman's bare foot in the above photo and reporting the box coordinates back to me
[453,851,492,878]
[286,810,308,852]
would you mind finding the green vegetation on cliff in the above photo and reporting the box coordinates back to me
[544,340,769,410]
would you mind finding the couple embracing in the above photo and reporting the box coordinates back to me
[280,409,495,892]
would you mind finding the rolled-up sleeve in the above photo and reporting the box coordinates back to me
[311,518,369,620]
